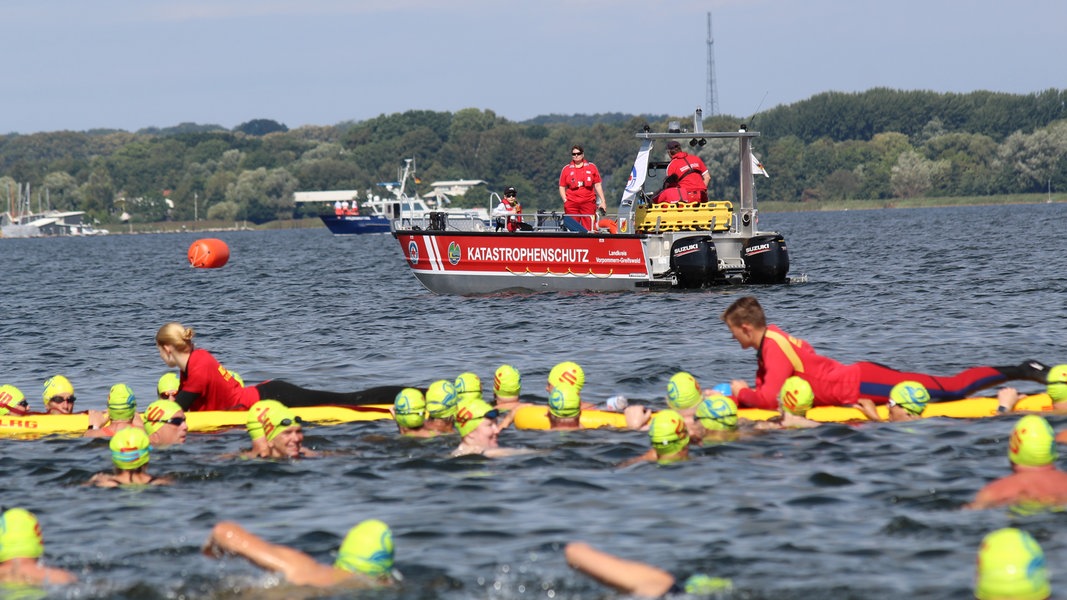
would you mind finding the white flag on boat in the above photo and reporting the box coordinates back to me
[620,139,652,207]
[751,152,770,178]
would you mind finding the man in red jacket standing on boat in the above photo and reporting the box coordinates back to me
[664,140,710,203]
[720,296,1050,409]
[558,145,607,232]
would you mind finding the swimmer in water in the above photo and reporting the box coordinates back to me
[85,383,142,438]
[0,508,77,586]
[155,322,411,411]
[547,384,582,430]
[565,542,730,598]
[855,380,929,423]
[454,372,483,405]
[423,380,459,435]
[41,375,77,415]
[393,388,435,438]
[143,399,188,446]
[0,384,31,417]
[546,361,597,411]
[619,409,691,467]
[157,372,180,401]
[203,519,397,589]
[974,527,1050,600]
[754,376,821,430]
[493,364,531,429]
[624,372,716,439]
[966,414,1067,511]
[452,398,534,458]
[87,427,172,487]
[244,400,318,459]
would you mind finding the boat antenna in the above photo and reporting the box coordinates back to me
[743,91,770,130]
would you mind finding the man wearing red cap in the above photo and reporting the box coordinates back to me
[664,140,710,203]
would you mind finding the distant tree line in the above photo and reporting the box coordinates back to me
[0,88,1064,225]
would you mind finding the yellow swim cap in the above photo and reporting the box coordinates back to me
[695,394,738,431]
[1046,364,1067,403]
[0,508,44,562]
[394,388,426,429]
[110,427,151,470]
[0,384,28,416]
[548,385,581,418]
[548,361,584,391]
[41,375,74,409]
[454,398,499,437]
[143,400,183,435]
[246,400,287,441]
[1009,415,1057,467]
[334,519,395,578]
[426,380,458,419]
[649,409,689,458]
[666,372,702,409]
[889,380,929,416]
[779,376,814,416]
[494,365,522,398]
[107,383,137,421]
[251,401,301,442]
[975,528,1049,600]
[156,372,180,398]
[454,372,482,404]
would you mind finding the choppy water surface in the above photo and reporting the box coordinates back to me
[3,203,1067,599]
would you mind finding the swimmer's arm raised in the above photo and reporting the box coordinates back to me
[203,521,348,587]
[565,541,674,598]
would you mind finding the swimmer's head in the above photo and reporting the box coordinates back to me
[683,575,733,595]
[975,527,1049,600]
[1008,415,1057,468]
[258,402,302,442]
[426,380,458,419]
[548,361,584,391]
[143,400,183,435]
[1046,364,1067,403]
[454,372,482,404]
[0,508,44,563]
[0,384,28,416]
[107,383,137,421]
[888,380,930,416]
[246,400,287,441]
[334,519,395,578]
[41,375,74,409]
[393,388,426,429]
[666,372,702,410]
[695,394,738,431]
[156,372,180,399]
[494,365,522,398]
[110,427,151,470]
[649,409,689,457]
[454,398,499,437]
[779,376,814,416]
[548,385,581,418]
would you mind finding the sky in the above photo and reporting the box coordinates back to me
[2,0,1065,134]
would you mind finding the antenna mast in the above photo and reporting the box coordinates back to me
[706,11,719,117]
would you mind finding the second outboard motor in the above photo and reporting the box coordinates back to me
[743,234,789,283]
[670,236,718,288]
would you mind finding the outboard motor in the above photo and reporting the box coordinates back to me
[670,236,718,288]
[428,211,448,231]
[743,234,789,283]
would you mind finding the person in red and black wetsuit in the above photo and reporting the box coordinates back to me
[664,140,711,203]
[719,296,1050,410]
[155,322,410,411]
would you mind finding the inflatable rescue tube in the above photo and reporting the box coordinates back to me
[597,218,619,234]
[188,238,230,268]
[511,394,1057,431]
[0,404,393,438]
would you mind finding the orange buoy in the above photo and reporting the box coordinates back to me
[188,238,230,268]
[597,218,619,234]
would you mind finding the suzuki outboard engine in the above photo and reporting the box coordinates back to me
[670,236,718,288]
[743,234,789,283]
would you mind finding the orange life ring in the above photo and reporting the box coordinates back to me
[188,238,230,268]
[597,218,618,234]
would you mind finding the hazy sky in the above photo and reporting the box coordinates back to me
[2,0,1064,134]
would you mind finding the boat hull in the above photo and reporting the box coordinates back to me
[320,214,391,235]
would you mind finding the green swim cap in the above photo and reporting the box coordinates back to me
[683,575,733,594]
[426,380,458,419]
[110,427,151,470]
[666,372,702,410]
[246,400,287,442]
[1009,415,1057,467]
[107,383,137,421]
[548,385,581,418]
[334,519,394,577]
[649,409,689,457]
[454,372,482,404]
[889,380,929,416]
[1046,364,1067,403]
[143,399,182,435]
[41,375,74,409]
[258,402,301,442]
[0,384,27,416]
[494,365,522,398]
[975,528,1049,600]
[156,372,180,397]
[394,388,426,429]
[695,394,738,431]
[779,376,814,416]
[548,361,584,391]
[0,508,44,562]
[454,398,499,437]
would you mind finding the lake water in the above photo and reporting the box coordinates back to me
[2,203,1066,599]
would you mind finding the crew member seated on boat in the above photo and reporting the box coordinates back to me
[333,200,344,216]
[662,140,710,204]
[492,187,532,232]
